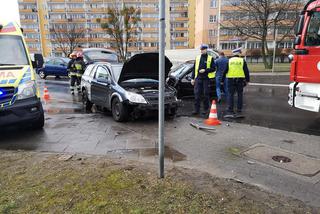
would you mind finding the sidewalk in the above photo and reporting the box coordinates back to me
[1,113,320,207]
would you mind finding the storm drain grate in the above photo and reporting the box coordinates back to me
[242,144,320,177]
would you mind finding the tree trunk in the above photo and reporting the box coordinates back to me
[261,39,272,69]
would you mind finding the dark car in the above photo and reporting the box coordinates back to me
[37,57,71,79]
[167,60,218,98]
[81,53,180,122]
[82,48,119,65]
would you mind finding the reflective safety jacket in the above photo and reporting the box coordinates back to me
[226,57,245,78]
[195,55,215,79]
[70,59,85,77]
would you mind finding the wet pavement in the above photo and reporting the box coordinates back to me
[1,75,320,206]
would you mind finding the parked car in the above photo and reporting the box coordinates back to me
[81,53,180,122]
[167,60,218,98]
[36,57,70,79]
[82,48,119,64]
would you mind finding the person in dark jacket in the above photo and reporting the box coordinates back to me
[214,51,229,103]
[191,44,216,115]
[70,52,86,95]
[223,48,250,118]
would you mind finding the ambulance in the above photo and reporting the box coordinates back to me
[0,22,44,128]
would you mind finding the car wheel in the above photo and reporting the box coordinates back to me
[32,112,45,130]
[166,107,177,120]
[112,97,128,122]
[38,70,46,79]
[82,89,93,112]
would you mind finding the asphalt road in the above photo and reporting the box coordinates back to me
[33,75,320,136]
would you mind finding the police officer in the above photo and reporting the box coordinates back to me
[224,48,250,118]
[70,52,85,95]
[191,44,216,115]
[214,51,229,103]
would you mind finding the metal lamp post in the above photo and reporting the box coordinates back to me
[158,0,165,178]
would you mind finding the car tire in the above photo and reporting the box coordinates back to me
[166,107,177,120]
[38,70,46,79]
[32,112,45,130]
[111,97,128,122]
[82,89,93,112]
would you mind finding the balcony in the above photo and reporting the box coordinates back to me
[68,8,85,12]
[25,38,40,43]
[23,28,39,33]
[142,47,158,52]
[141,17,157,22]
[20,19,38,24]
[51,8,66,13]
[173,27,188,31]
[50,0,65,2]
[141,8,158,13]
[170,7,188,12]
[174,46,188,49]
[172,37,188,42]
[68,0,85,2]
[142,28,157,32]
[89,8,105,12]
[172,17,188,22]
[142,37,158,42]
[19,9,33,13]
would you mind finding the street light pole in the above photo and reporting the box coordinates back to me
[272,28,278,73]
[158,0,165,178]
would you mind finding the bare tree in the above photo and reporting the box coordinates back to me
[50,23,87,56]
[100,5,141,61]
[221,0,303,69]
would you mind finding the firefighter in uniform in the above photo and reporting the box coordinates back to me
[224,48,250,118]
[191,44,216,115]
[70,52,85,95]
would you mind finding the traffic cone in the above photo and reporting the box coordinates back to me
[204,100,221,126]
[43,86,50,100]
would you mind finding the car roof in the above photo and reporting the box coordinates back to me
[82,48,117,54]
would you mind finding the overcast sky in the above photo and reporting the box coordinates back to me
[0,0,20,24]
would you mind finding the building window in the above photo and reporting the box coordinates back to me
[209,29,217,37]
[209,15,217,23]
[210,0,217,8]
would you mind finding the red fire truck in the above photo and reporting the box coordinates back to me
[289,0,320,112]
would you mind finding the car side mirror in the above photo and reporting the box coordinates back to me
[32,53,44,69]
[294,35,301,45]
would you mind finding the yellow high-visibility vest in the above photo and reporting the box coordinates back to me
[195,55,215,79]
[226,57,245,78]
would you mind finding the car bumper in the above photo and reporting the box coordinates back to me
[126,100,181,111]
[0,97,44,126]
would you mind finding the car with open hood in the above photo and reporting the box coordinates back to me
[82,48,119,65]
[81,53,179,122]
[167,60,218,98]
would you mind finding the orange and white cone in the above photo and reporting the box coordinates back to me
[204,100,221,126]
[43,86,50,101]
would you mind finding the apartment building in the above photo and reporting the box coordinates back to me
[194,0,305,55]
[19,0,195,57]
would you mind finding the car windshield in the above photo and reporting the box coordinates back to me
[85,50,118,62]
[0,35,29,66]
[170,63,193,77]
[305,12,320,46]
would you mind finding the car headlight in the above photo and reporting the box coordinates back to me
[17,80,37,100]
[125,91,147,104]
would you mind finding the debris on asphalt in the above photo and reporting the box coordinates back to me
[190,122,216,131]
[58,154,73,161]
[247,160,256,165]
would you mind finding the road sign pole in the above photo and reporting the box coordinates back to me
[158,0,165,178]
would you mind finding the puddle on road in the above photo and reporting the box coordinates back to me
[44,108,84,115]
[107,146,186,162]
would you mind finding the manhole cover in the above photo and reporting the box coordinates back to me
[272,155,292,163]
[242,144,320,177]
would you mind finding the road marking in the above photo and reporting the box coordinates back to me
[249,83,288,87]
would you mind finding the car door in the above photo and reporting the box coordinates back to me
[44,59,56,75]
[179,64,194,97]
[91,65,111,107]
[54,59,67,76]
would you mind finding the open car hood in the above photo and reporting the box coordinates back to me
[118,53,172,82]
